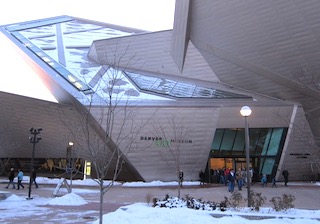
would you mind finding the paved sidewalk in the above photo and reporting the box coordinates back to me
[0,181,319,223]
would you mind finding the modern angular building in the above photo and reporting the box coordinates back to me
[0,0,319,182]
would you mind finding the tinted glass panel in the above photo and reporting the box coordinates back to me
[267,128,283,155]
[249,129,261,154]
[211,128,287,156]
[260,158,275,175]
[171,82,195,97]
[261,129,272,155]
[220,129,236,150]
[232,129,245,151]
[125,72,251,99]
[150,78,176,95]
[211,129,224,149]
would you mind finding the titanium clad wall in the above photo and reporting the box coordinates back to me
[278,106,320,181]
[216,105,293,129]
[90,106,220,181]
[0,92,80,158]
[89,31,218,83]
[188,0,320,147]
[170,0,190,71]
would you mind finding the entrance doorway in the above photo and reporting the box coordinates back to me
[209,157,259,182]
[235,158,247,171]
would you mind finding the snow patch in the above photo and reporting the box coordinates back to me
[47,193,87,206]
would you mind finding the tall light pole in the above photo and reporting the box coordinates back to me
[67,141,74,192]
[28,127,42,200]
[240,106,252,207]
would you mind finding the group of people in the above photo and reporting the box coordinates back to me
[211,167,290,193]
[260,168,289,188]
[198,167,253,192]
[225,167,252,193]
[210,167,254,186]
[226,168,290,193]
[5,168,39,190]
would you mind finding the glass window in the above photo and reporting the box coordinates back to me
[220,129,236,151]
[260,158,275,175]
[132,75,158,90]
[211,129,224,149]
[261,129,272,155]
[171,82,195,97]
[124,72,251,99]
[193,86,214,97]
[211,128,287,157]
[266,128,284,155]
[232,129,245,151]
[211,127,287,181]
[249,129,261,154]
[257,129,268,154]
[149,78,177,95]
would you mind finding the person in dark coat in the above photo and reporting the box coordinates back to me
[199,170,205,185]
[179,170,184,187]
[282,169,289,186]
[227,168,236,193]
[272,177,277,188]
[31,169,39,188]
[5,168,16,189]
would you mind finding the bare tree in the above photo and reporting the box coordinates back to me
[275,110,320,175]
[60,51,152,223]
[152,115,192,198]
[285,70,320,178]
[0,125,20,176]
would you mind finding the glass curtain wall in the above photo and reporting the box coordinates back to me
[210,128,287,181]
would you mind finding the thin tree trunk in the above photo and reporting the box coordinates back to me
[99,185,104,224]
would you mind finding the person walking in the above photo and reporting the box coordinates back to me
[236,168,244,190]
[261,174,267,187]
[272,177,277,188]
[242,168,247,186]
[5,168,16,189]
[249,167,254,185]
[219,168,225,185]
[199,170,205,185]
[224,167,230,186]
[227,168,236,193]
[282,168,289,186]
[17,169,25,190]
[179,170,184,187]
[31,169,39,188]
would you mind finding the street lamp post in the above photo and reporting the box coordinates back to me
[240,106,252,208]
[28,128,42,200]
[67,141,74,192]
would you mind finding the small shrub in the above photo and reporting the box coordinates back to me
[219,192,243,211]
[219,197,228,211]
[152,197,158,207]
[229,191,243,209]
[247,190,266,211]
[152,194,216,211]
[270,194,295,211]
[184,194,216,210]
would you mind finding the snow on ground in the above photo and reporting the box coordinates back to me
[94,203,320,224]
[47,192,88,206]
[1,178,320,223]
